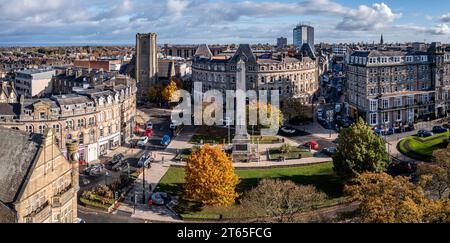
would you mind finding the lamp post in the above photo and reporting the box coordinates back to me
[142,166,146,204]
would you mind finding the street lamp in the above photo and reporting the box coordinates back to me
[326,110,334,138]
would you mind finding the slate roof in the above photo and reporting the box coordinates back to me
[194,44,213,59]
[0,128,42,204]
[230,44,257,63]
[0,103,20,116]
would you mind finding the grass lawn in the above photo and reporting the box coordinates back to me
[156,162,344,220]
[399,131,449,159]
[250,135,283,144]
[268,146,314,160]
[190,126,229,144]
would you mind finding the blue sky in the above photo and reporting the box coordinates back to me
[0,0,449,46]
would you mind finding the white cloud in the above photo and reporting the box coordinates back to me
[166,0,189,21]
[439,13,450,23]
[427,24,450,35]
[336,3,402,31]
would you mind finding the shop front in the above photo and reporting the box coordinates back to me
[98,132,121,156]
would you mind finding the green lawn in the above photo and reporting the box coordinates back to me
[268,146,314,160]
[399,131,449,159]
[156,162,344,220]
[250,136,283,144]
[190,126,229,144]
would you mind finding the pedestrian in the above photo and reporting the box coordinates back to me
[162,156,165,163]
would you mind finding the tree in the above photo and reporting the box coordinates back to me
[184,145,239,206]
[417,146,450,199]
[333,118,390,180]
[148,85,162,103]
[241,179,326,222]
[345,173,449,223]
[247,102,284,130]
[282,98,313,124]
[162,80,178,102]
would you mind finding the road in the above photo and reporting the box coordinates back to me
[78,206,147,223]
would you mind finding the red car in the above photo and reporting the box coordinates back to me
[304,140,319,150]
[144,128,154,137]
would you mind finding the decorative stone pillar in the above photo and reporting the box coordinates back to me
[66,140,79,222]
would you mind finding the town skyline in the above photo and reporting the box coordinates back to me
[0,0,450,46]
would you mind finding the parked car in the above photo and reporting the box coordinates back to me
[88,164,105,176]
[417,130,434,138]
[281,127,296,135]
[137,154,153,168]
[137,136,149,147]
[317,108,324,120]
[303,140,319,150]
[335,104,342,113]
[109,153,125,166]
[322,147,337,156]
[146,122,153,130]
[385,127,396,136]
[144,128,154,137]
[112,161,129,172]
[374,128,382,136]
[150,192,170,206]
[443,123,450,130]
[161,135,171,146]
[76,218,87,223]
[432,126,449,134]
[169,120,178,130]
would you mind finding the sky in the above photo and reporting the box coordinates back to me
[0,0,449,46]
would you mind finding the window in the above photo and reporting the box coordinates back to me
[370,113,378,126]
[395,97,402,107]
[39,112,45,120]
[66,120,73,130]
[26,125,33,133]
[100,128,104,137]
[370,100,378,112]
[383,113,389,124]
[396,110,402,121]
[38,125,46,134]
[52,124,60,133]
[383,99,389,109]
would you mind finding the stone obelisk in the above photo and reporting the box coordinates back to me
[232,59,251,162]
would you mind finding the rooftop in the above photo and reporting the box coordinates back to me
[0,128,43,204]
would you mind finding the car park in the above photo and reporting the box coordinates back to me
[432,126,449,134]
[137,136,149,147]
[417,130,434,138]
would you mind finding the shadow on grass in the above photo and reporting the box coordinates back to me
[237,174,344,199]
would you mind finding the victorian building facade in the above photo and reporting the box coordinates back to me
[0,128,78,223]
[191,44,319,104]
[346,42,450,129]
[0,76,137,163]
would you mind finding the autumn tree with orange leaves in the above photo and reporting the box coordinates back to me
[184,145,239,206]
[162,80,179,102]
[345,173,449,223]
